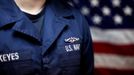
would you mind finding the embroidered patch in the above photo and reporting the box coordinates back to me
[65,44,80,52]
[64,37,80,43]
[0,52,19,62]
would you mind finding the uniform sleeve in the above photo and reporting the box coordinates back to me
[80,15,94,75]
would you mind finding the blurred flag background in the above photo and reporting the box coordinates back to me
[68,0,134,75]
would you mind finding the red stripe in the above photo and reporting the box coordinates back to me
[94,68,134,75]
[93,42,134,56]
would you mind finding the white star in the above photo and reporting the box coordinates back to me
[123,6,133,16]
[81,6,90,15]
[112,0,121,7]
[102,6,111,16]
[90,0,99,7]
[92,15,102,25]
[113,15,123,25]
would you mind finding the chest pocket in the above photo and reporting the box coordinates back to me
[60,51,81,75]
[0,48,37,75]
[58,43,81,75]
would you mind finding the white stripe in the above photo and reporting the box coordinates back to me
[95,53,134,70]
[90,27,134,45]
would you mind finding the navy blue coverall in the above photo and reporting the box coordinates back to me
[0,0,94,75]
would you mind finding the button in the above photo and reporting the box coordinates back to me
[43,57,49,64]
[42,57,50,69]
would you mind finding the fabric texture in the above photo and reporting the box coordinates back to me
[0,0,94,75]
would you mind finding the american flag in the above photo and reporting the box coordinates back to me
[69,0,134,75]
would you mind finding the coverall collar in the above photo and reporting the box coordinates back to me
[41,1,74,54]
[0,0,74,46]
[0,0,22,28]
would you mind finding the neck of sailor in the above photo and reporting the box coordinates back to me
[14,0,46,15]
